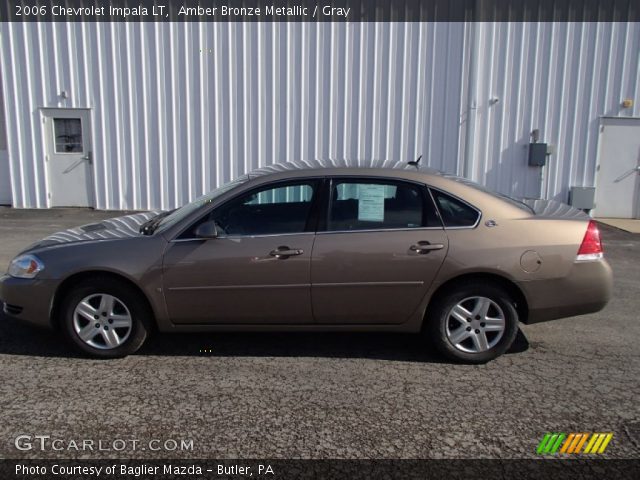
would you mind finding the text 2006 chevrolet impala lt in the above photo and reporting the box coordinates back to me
[0,161,612,362]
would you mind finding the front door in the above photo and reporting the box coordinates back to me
[42,109,94,207]
[163,180,320,324]
[593,117,640,218]
[311,178,448,324]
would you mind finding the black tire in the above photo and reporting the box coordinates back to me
[59,277,152,358]
[425,281,519,363]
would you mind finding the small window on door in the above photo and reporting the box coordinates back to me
[53,118,83,153]
[207,181,318,236]
[430,189,480,227]
[328,180,436,231]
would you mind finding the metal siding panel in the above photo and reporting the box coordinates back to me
[198,23,209,194]
[0,23,21,206]
[468,21,640,203]
[2,21,638,210]
[124,23,140,208]
[22,24,44,207]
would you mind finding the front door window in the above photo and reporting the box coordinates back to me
[183,181,319,238]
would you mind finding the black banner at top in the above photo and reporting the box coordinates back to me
[0,0,638,22]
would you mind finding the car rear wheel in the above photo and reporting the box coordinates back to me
[60,278,151,358]
[425,282,519,363]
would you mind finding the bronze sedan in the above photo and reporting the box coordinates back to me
[0,161,612,362]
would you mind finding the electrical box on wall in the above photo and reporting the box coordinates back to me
[570,186,596,210]
[528,143,548,166]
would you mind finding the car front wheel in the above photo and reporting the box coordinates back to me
[60,278,151,358]
[426,282,519,363]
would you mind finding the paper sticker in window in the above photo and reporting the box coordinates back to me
[357,184,385,222]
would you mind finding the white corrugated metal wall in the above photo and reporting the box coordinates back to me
[0,21,638,210]
[467,22,640,201]
[0,68,10,205]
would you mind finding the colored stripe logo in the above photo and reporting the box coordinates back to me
[537,433,613,455]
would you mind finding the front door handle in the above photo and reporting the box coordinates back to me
[410,241,444,254]
[269,246,304,259]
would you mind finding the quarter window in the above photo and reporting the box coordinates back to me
[431,189,480,227]
[328,180,436,231]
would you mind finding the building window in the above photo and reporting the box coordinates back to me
[53,118,83,153]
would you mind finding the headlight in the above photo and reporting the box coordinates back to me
[8,254,45,279]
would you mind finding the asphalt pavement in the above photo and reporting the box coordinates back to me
[0,207,639,459]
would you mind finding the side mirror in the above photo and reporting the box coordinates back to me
[194,220,219,239]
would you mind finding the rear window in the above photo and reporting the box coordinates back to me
[431,190,480,227]
[444,174,535,214]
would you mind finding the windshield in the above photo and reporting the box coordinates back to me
[154,175,250,233]
[443,174,535,214]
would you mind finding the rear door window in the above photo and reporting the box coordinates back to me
[328,179,438,231]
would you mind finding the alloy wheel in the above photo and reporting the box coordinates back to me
[72,293,133,350]
[445,296,506,353]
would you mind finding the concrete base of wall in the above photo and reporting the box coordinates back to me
[0,150,11,205]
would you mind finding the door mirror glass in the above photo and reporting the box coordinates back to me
[194,220,219,239]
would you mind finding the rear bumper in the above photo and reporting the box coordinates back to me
[0,274,56,329]
[519,259,613,324]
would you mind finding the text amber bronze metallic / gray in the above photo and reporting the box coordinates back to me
[0,161,613,362]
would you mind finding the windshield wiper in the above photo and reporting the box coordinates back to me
[139,211,173,235]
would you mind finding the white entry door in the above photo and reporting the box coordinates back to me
[42,109,94,207]
[593,117,640,218]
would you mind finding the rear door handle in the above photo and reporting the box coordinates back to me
[410,241,445,254]
[269,246,304,259]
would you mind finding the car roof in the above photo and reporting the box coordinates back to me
[246,159,444,180]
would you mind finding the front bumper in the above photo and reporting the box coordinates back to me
[519,259,614,324]
[0,274,57,328]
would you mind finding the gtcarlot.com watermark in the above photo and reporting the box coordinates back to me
[14,434,194,452]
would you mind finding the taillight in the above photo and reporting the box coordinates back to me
[576,220,603,261]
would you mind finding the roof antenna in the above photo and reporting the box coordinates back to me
[408,155,422,168]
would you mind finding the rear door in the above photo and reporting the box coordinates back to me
[311,178,448,324]
[163,179,321,324]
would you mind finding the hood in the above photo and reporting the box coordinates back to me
[521,199,589,220]
[27,211,163,250]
